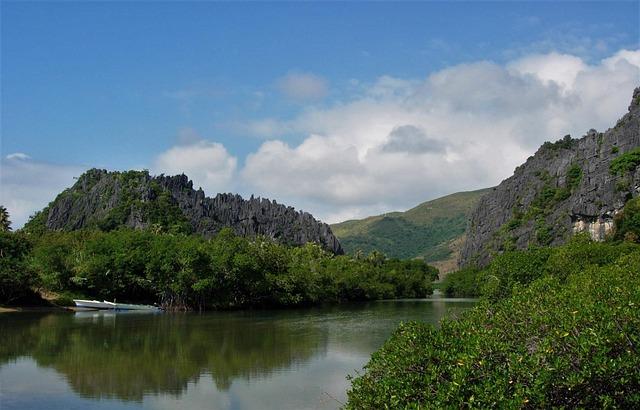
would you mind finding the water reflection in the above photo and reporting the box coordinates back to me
[0,300,475,409]
[1,311,325,400]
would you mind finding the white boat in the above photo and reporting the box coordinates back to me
[73,299,162,311]
[108,302,161,311]
[73,299,113,309]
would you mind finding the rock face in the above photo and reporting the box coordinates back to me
[36,169,343,254]
[460,88,640,267]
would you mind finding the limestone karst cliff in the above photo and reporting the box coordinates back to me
[460,88,640,267]
[26,169,343,254]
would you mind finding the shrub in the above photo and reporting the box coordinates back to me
[481,246,552,300]
[613,197,640,242]
[541,134,575,151]
[442,267,482,297]
[610,147,640,175]
[347,243,640,409]
[566,163,583,189]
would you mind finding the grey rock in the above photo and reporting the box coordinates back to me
[460,88,640,267]
[40,170,343,254]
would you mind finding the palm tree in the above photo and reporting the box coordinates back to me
[0,205,11,231]
[367,250,386,267]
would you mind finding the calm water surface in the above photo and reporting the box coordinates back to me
[0,298,475,410]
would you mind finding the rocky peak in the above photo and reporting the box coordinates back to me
[460,88,640,267]
[31,169,343,254]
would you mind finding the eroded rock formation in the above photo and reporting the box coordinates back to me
[34,169,343,254]
[460,88,640,267]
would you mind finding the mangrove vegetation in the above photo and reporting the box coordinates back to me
[0,226,437,309]
[347,232,640,408]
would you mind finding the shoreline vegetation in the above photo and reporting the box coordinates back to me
[0,227,438,311]
[346,234,640,407]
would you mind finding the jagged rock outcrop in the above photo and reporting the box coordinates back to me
[460,88,640,267]
[32,169,343,254]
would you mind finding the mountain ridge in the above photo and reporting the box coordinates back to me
[331,188,491,272]
[24,169,343,254]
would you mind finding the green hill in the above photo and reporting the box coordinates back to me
[331,188,491,271]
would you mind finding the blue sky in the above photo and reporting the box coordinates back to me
[2,1,639,227]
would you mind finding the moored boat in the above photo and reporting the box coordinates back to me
[109,302,161,311]
[73,299,113,309]
[73,299,162,311]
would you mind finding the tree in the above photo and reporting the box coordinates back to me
[367,250,386,267]
[0,205,11,232]
[0,232,34,304]
[613,197,640,243]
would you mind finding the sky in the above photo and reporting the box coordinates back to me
[1,1,639,228]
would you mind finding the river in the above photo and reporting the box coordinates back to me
[0,297,475,410]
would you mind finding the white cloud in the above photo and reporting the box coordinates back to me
[0,155,85,229]
[276,72,328,101]
[603,49,640,69]
[5,153,32,161]
[508,52,587,91]
[153,131,238,196]
[241,50,640,223]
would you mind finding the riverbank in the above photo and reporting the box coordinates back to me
[0,306,68,313]
[346,236,640,408]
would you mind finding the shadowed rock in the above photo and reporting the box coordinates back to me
[460,88,640,267]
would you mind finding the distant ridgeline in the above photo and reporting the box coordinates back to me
[460,87,640,267]
[24,169,343,254]
[331,189,490,271]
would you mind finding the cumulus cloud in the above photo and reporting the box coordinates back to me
[276,71,328,101]
[1,154,85,229]
[153,130,237,195]
[241,49,640,223]
[508,52,587,90]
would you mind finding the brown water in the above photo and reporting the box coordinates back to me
[0,298,475,410]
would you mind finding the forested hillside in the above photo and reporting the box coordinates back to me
[332,189,489,270]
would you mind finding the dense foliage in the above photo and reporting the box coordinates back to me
[0,232,36,304]
[347,238,640,408]
[336,215,468,262]
[442,191,640,300]
[613,197,640,242]
[443,232,638,300]
[441,266,482,298]
[331,189,489,262]
[610,147,640,176]
[1,228,438,308]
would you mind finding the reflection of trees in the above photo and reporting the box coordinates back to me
[0,312,327,401]
[308,301,477,355]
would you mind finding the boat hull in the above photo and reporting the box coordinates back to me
[110,302,161,311]
[73,299,113,309]
[73,300,161,311]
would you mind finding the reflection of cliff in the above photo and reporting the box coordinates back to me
[0,312,327,401]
